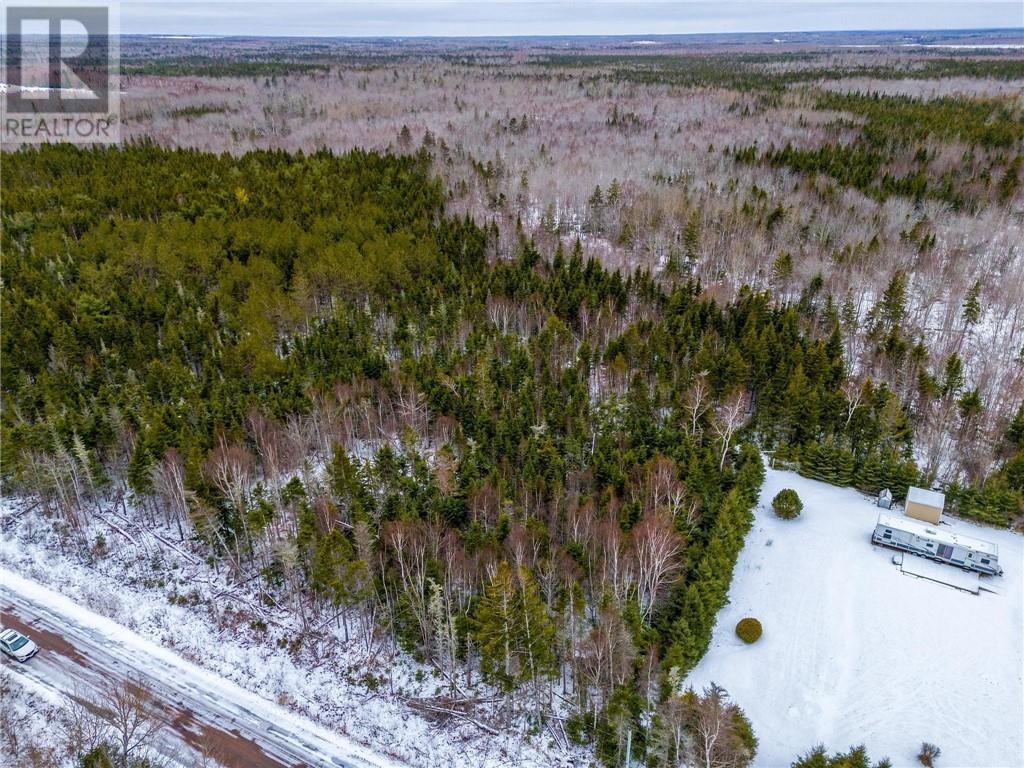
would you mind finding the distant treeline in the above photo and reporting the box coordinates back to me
[538,53,1024,91]
[124,57,331,77]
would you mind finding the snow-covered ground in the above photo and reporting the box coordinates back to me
[0,501,574,768]
[4,466,1020,767]
[686,465,1024,767]
[2,566,400,767]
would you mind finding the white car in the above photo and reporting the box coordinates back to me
[0,627,39,662]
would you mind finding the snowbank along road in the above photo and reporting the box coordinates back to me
[1,566,401,768]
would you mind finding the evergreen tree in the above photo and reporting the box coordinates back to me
[792,744,891,768]
[474,561,556,691]
[962,280,982,327]
[683,210,701,263]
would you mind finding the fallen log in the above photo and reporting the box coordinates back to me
[405,696,501,735]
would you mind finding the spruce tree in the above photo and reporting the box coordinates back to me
[474,561,556,691]
[683,210,701,264]
[962,280,982,327]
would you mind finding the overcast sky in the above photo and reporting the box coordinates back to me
[109,1,1023,37]
[0,1,1018,37]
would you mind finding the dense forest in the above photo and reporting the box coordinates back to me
[2,142,1022,766]
[736,90,1024,210]
[114,43,1024,499]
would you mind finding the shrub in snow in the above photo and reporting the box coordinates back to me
[735,617,762,644]
[792,745,891,768]
[772,488,803,519]
[918,743,941,767]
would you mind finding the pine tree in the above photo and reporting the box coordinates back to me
[835,446,856,487]
[515,564,557,692]
[962,280,982,327]
[793,744,890,768]
[941,353,964,397]
[474,561,556,691]
[874,271,907,335]
[784,364,811,443]
[683,210,701,263]
[771,252,793,287]
[818,441,840,483]
[799,441,823,481]
[607,178,621,204]
[1006,403,1024,450]
[856,450,885,495]
[79,746,116,768]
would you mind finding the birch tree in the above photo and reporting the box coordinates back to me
[630,509,684,625]
[712,391,750,471]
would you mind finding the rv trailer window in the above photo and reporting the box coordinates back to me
[981,558,990,564]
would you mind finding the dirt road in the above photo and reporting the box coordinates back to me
[1,568,398,768]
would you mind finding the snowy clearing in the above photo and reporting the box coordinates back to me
[686,465,1024,767]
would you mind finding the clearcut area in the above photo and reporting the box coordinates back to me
[686,465,1024,767]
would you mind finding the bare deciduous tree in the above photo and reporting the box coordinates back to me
[60,687,111,759]
[712,391,751,471]
[578,604,636,712]
[684,372,712,437]
[150,447,191,540]
[630,510,684,625]
[100,680,167,768]
[686,684,753,768]
[60,679,167,768]
[202,437,256,516]
[384,519,433,647]
[841,379,865,429]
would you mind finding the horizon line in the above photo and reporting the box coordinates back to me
[111,26,1024,39]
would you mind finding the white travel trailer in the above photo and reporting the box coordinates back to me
[872,513,1003,576]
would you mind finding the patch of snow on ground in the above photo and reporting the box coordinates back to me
[1,666,67,763]
[686,464,1024,767]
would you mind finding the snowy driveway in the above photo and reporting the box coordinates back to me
[1,566,400,768]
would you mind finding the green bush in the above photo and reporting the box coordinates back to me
[772,488,803,519]
[735,617,762,644]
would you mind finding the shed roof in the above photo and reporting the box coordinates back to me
[876,513,998,556]
[907,486,945,509]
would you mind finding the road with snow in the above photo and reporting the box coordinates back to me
[1,567,400,768]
